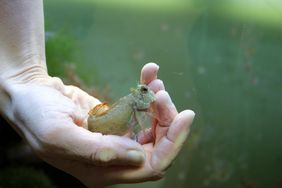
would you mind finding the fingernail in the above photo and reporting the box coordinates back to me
[127,150,145,163]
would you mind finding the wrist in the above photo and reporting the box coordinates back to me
[0,61,50,124]
[2,60,49,84]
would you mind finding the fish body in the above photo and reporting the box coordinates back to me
[88,84,155,136]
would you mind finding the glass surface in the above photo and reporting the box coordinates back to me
[44,1,282,187]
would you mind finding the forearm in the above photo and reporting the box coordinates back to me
[0,0,47,83]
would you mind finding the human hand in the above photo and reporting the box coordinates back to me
[0,63,194,187]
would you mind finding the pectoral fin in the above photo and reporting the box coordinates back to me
[88,103,110,116]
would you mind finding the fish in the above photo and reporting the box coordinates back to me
[87,84,156,138]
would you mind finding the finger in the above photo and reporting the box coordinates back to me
[147,79,165,93]
[167,110,195,143]
[47,77,101,112]
[140,62,159,85]
[64,85,101,128]
[64,85,101,111]
[153,90,178,127]
[137,128,154,144]
[43,124,146,167]
[151,110,195,171]
[134,90,176,144]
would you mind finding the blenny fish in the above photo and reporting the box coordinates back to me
[87,84,156,137]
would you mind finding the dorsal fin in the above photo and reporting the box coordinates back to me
[88,103,110,116]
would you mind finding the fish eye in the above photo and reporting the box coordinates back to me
[140,86,148,93]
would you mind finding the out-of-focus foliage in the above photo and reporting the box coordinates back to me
[45,29,76,77]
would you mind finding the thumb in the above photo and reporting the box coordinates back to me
[44,124,145,167]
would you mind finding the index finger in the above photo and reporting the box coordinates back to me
[140,62,159,84]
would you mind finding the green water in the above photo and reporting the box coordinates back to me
[44,1,282,187]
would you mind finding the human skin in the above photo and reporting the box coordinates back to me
[0,1,195,187]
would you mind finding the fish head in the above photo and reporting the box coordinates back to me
[131,84,156,111]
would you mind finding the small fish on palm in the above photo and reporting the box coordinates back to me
[87,84,156,139]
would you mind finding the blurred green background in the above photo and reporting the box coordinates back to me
[1,0,282,187]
